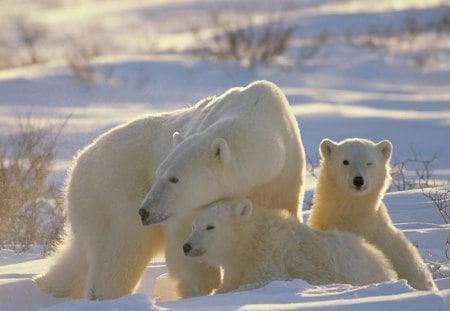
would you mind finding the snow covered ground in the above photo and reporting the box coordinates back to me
[0,0,449,310]
[1,190,449,311]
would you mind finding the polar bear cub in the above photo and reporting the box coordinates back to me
[308,138,437,291]
[184,199,397,293]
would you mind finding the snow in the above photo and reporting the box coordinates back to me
[1,0,449,310]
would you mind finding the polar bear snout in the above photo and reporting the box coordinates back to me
[183,243,205,257]
[139,208,150,223]
[353,176,364,188]
[138,203,170,225]
[349,174,369,193]
[139,190,172,225]
[183,243,192,255]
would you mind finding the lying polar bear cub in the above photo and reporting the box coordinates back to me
[183,199,397,293]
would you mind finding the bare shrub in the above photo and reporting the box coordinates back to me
[425,238,450,279]
[347,14,450,50]
[427,258,450,279]
[189,8,296,68]
[306,153,320,180]
[0,115,66,254]
[66,38,103,83]
[420,186,450,224]
[298,29,332,61]
[346,28,386,51]
[390,148,438,191]
[346,13,450,71]
[302,153,321,210]
[65,38,122,86]
[0,50,16,70]
[447,237,450,260]
[436,14,450,36]
[390,149,450,224]
[138,30,160,55]
[15,17,48,65]
[445,238,450,260]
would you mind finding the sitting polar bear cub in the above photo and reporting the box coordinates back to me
[308,138,437,291]
[183,199,397,293]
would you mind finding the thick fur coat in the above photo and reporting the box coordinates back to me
[35,81,306,299]
[184,199,397,293]
[308,138,437,291]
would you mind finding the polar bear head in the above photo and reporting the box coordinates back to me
[139,115,285,225]
[319,138,392,196]
[139,129,247,225]
[182,199,253,265]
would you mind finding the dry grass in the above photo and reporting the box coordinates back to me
[0,115,66,254]
[346,13,450,71]
[420,186,450,224]
[390,148,449,223]
[189,8,296,68]
[65,38,103,83]
[15,17,48,65]
[390,148,438,192]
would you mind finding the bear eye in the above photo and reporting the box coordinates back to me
[206,225,215,230]
[169,177,179,184]
[367,162,373,166]
[343,160,349,165]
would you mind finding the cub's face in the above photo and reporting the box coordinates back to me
[139,133,235,225]
[320,138,392,195]
[183,199,253,266]
[183,204,233,265]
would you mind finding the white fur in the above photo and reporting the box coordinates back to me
[184,199,397,293]
[34,80,305,299]
[309,137,437,291]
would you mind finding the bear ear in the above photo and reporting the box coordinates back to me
[210,138,231,165]
[235,199,253,219]
[172,131,184,146]
[376,140,393,162]
[319,139,338,159]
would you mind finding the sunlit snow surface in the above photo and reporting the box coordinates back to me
[0,0,449,310]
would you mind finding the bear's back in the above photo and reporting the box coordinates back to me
[181,80,294,136]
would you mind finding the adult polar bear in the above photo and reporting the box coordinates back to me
[35,80,306,300]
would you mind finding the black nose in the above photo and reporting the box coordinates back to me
[353,176,364,187]
[139,208,149,222]
[183,243,192,255]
